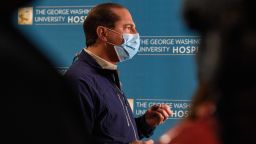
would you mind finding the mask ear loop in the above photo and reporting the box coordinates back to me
[104,27,124,45]
[106,41,118,46]
[104,38,122,62]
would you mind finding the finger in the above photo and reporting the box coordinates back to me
[151,104,171,121]
[152,111,165,123]
[151,104,161,111]
[161,104,173,115]
[155,108,170,121]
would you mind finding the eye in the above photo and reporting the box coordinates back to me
[124,25,136,33]
[125,26,132,30]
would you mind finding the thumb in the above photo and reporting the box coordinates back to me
[144,139,154,144]
[130,139,154,144]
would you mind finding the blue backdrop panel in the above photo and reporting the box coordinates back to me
[16,0,199,141]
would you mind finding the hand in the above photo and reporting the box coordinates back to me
[130,139,154,144]
[145,104,172,127]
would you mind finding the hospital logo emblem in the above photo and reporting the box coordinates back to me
[18,7,33,25]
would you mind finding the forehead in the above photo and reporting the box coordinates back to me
[111,8,135,27]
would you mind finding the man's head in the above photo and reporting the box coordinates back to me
[83,3,122,47]
[84,3,136,46]
[83,3,138,63]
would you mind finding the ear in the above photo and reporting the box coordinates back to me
[96,26,108,42]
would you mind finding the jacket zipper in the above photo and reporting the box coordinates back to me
[125,103,138,140]
[115,85,138,140]
[117,93,130,127]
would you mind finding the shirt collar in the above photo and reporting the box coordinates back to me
[84,48,117,70]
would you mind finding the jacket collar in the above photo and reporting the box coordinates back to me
[79,50,121,89]
[79,50,117,74]
[84,48,117,70]
[79,49,102,70]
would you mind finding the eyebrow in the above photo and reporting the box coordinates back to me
[124,24,136,28]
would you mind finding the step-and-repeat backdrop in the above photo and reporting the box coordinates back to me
[16,0,199,141]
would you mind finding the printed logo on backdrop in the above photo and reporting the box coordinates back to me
[128,98,191,119]
[18,6,93,25]
[139,36,200,55]
[18,7,33,25]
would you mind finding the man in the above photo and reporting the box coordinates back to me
[1,0,87,144]
[65,3,172,144]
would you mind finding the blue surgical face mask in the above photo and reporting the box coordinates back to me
[106,28,140,62]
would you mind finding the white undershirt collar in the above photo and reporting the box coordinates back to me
[84,48,117,70]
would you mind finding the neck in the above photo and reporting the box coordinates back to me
[87,43,118,65]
